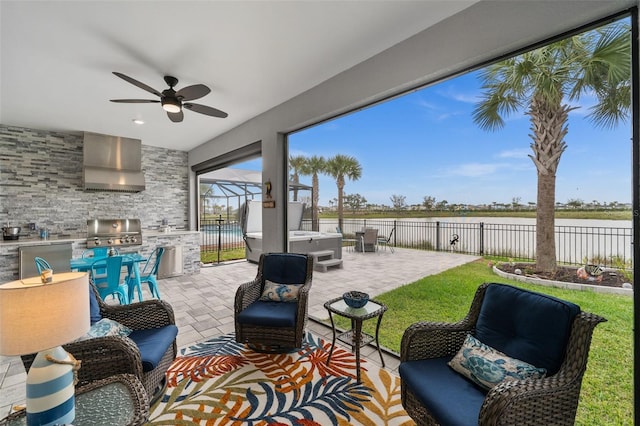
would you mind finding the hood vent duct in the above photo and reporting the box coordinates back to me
[83,132,146,192]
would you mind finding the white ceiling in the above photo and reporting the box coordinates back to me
[0,0,477,152]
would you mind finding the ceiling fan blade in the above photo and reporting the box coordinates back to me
[110,99,160,103]
[113,72,163,97]
[167,110,184,122]
[184,103,228,118]
[176,84,211,101]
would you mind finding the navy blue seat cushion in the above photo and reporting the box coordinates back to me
[400,357,486,426]
[237,300,298,327]
[129,325,178,372]
[89,284,102,325]
[475,283,580,375]
[262,253,308,285]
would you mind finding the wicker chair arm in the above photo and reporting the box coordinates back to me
[67,336,144,385]
[21,335,144,388]
[400,320,474,362]
[478,374,581,425]
[295,280,312,316]
[101,299,175,330]
[234,278,262,312]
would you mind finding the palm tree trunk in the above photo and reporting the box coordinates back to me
[312,174,319,231]
[337,180,345,231]
[536,172,557,271]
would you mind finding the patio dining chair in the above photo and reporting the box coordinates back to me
[377,228,395,253]
[34,256,52,274]
[360,228,378,252]
[131,247,165,300]
[336,227,358,252]
[91,255,129,304]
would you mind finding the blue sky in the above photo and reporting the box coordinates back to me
[236,65,631,208]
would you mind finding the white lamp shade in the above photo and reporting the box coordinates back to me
[0,272,90,356]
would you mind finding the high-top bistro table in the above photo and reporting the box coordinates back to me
[70,253,148,302]
[324,296,387,383]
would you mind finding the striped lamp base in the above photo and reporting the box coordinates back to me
[25,346,76,426]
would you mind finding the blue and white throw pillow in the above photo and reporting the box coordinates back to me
[77,318,133,341]
[448,334,547,390]
[259,280,301,302]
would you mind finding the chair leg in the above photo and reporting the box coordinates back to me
[148,276,161,299]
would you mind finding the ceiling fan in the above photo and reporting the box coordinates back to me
[110,72,228,122]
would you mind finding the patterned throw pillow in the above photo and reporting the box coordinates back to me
[448,334,547,390]
[77,318,133,341]
[259,280,301,302]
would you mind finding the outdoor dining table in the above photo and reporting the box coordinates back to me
[70,253,148,303]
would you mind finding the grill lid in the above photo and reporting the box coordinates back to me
[86,219,142,248]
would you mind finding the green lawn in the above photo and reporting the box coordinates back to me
[350,259,632,426]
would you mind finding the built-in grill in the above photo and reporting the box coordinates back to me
[86,218,142,248]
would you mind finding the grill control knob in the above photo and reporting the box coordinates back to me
[120,237,125,244]
[93,237,101,246]
[131,236,137,243]
[107,238,114,245]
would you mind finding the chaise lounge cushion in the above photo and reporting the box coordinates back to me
[129,325,179,372]
[474,283,580,375]
[399,357,487,426]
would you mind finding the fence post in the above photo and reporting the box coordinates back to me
[216,215,223,264]
[479,222,484,255]
[393,220,397,247]
[436,221,441,251]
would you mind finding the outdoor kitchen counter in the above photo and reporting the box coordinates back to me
[0,236,88,283]
[143,229,200,237]
[142,229,201,276]
[0,235,85,246]
[0,230,201,283]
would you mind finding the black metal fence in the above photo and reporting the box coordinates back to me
[306,218,633,269]
[200,218,245,263]
[200,217,633,269]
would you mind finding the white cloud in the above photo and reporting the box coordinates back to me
[447,162,501,177]
[497,148,530,159]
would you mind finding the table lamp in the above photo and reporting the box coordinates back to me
[0,272,90,425]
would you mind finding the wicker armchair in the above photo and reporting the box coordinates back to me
[235,253,313,349]
[399,282,606,426]
[22,282,177,402]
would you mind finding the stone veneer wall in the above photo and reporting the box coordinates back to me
[0,125,190,233]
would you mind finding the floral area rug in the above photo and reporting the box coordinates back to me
[147,332,414,425]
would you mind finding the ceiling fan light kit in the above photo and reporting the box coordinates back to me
[110,72,228,122]
[161,98,181,113]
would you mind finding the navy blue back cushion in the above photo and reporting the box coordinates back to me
[475,283,580,375]
[89,284,102,325]
[262,253,308,285]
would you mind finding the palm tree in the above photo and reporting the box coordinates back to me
[289,155,306,201]
[472,21,630,273]
[299,155,326,231]
[326,154,363,231]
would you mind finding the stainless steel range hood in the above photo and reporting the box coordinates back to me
[83,132,146,192]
